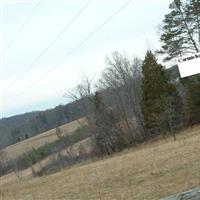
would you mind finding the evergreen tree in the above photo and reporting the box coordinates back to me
[185,0,200,44]
[158,0,200,127]
[185,75,200,124]
[141,51,183,137]
[158,0,200,61]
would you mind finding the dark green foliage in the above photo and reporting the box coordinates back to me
[141,51,168,131]
[158,0,200,127]
[158,0,200,61]
[185,0,200,43]
[183,75,200,124]
[141,51,183,137]
[25,134,29,139]
[11,129,21,144]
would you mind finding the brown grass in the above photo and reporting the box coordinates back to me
[0,137,93,186]
[2,118,86,160]
[1,125,200,200]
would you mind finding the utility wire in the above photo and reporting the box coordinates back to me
[18,0,133,97]
[0,0,42,56]
[1,0,92,96]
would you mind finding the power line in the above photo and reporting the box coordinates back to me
[1,0,42,56]
[1,0,92,96]
[17,0,133,97]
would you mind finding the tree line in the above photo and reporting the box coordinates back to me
[0,99,86,149]
[66,0,200,155]
[68,49,199,155]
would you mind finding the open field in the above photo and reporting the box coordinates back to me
[0,137,93,186]
[1,125,200,200]
[1,118,86,160]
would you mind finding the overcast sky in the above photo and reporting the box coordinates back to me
[0,0,171,118]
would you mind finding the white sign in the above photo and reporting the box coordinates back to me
[177,53,200,78]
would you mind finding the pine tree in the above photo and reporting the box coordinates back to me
[158,0,200,61]
[186,0,200,44]
[141,51,183,137]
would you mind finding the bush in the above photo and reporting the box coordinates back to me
[1,124,91,176]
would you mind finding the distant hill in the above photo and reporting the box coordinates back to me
[0,100,85,149]
[165,65,180,81]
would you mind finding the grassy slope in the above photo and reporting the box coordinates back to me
[2,118,86,160]
[1,125,200,200]
[0,138,92,186]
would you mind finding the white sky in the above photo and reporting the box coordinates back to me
[0,0,171,117]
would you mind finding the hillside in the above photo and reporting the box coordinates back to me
[1,125,200,200]
[0,101,85,149]
[1,118,86,161]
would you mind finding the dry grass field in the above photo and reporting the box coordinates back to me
[1,118,86,160]
[1,125,200,200]
[0,137,93,186]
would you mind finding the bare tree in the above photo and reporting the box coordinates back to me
[65,52,146,154]
[0,150,5,176]
[55,127,63,139]
[12,160,22,180]
[64,53,147,155]
[65,75,95,124]
[98,52,146,141]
